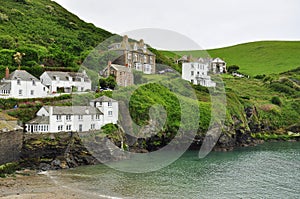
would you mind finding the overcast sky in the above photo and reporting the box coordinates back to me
[53,0,300,50]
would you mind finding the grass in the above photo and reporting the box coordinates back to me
[161,41,300,76]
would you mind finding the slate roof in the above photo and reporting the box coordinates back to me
[109,41,155,56]
[44,71,90,82]
[91,96,117,103]
[27,116,50,124]
[212,58,225,63]
[110,64,132,72]
[43,106,103,115]
[0,82,11,90]
[8,70,39,81]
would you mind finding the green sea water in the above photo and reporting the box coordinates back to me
[49,142,300,198]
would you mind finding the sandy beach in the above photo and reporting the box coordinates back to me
[0,171,93,199]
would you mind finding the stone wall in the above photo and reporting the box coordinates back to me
[0,130,23,165]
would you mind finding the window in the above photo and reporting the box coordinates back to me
[58,125,63,131]
[108,101,112,107]
[96,114,100,120]
[91,124,95,130]
[43,87,46,91]
[144,55,147,63]
[78,115,83,120]
[108,111,113,116]
[66,125,72,131]
[66,115,71,121]
[30,90,34,95]
[17,79,21,85]
[19,89,22,95]
[191,79,194,84]
[56,115,61,121]
[128,53,132,60]
[91,115,94,120]
[191,71,194,76]
[32,80,36,86]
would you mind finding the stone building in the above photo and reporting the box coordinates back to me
[108,35,156,74]
[102,61,134,87]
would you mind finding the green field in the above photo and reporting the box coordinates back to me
[162,41,300,76]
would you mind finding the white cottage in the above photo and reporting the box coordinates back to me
[211,57,227,73]
[0,68,49,99]
[182,61,216,87]
[40,71,91,93]
[25,96,118,133]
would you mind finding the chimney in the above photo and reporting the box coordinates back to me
[5,67,9,79]
[139,39,144,48]
[107,61,112,77]
[187,55,192,62]
[123,35,128,43]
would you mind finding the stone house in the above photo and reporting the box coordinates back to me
[102,62,134,87]
[108,35,156,74]
[40,71,91,93]
[25,96,118,133]
[0,68,49,98]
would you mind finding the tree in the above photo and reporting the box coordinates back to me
[14,52,25,70]
[227,65,240,73]
[99,75,117,90]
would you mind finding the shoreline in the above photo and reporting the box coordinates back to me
[0,170,106,199]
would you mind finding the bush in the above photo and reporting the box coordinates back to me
[271,96,282,106]
[269,82,295,95]
[254,74,266,79]
[227,65,240,73]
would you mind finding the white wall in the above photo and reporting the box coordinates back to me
[10,79,48,99]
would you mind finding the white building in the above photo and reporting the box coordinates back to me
[25,96,118,133]
[211,58,227,73]
[0,69,49,99]
[40,71,91,93]
[182,60,216,87]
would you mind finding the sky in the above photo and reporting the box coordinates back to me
[53,0,300,50]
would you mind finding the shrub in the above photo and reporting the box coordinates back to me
[227,65,240,73]
[269,82,295,95]
[271,96,282,106]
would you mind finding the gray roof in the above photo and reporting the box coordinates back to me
[109,41,155,56]
[27,116,50,124]
[44,71,90,82]
[110,64,132,72]
[91,96,117,102]
[44,106,103,115]
[8,70,39,81]
[0,82,11,90]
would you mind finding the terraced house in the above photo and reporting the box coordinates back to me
[0,68,49,99]
[108,35,156,74]
[40,70,91,93]
[25,96,118,133]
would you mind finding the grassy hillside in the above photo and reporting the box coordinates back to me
[0,0,114,77]
[163,41,300,76]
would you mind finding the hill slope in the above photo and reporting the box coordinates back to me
[167,41,300,76]
[0,0,113,72]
